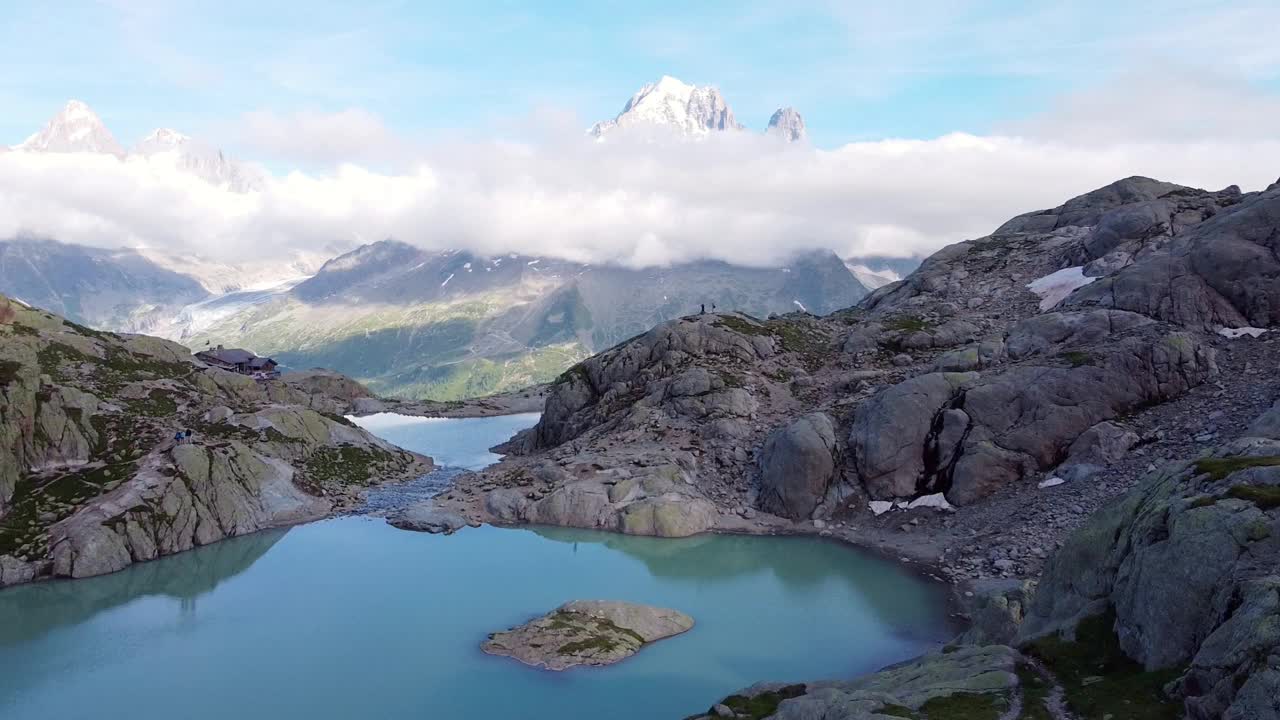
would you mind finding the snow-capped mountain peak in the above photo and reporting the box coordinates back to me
[14,99,124,155]
[131,127,265,193]
[133,128,192,153]
[766,107,807,143]
[590,75,744,138]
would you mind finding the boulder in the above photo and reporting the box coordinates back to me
[849,373,977,499]
[690,645,1022,720]
[947,332,1214,505]
[530,314,774,450]
[617,497,717,538]
[387,503,473,534]
[1061,420,1139,471]
[758,413,838,519]
[1005,310,1153,361]
[1067,185,1280,329]
[1020,421,1280,719]
[527,481,617,530]
[958,579,1037,646]
[1246,400,1280,440]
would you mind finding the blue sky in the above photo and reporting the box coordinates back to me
[3,0,1279,150]
[2,0,1279,268]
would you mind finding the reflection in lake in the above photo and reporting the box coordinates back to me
[0,413,956,720]
[0,520,953,720]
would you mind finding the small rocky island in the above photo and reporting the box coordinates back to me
[481,600,694,670]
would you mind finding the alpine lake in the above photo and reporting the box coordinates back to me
[0,412,955,719]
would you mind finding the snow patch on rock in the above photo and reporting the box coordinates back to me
[1027,266,1096,311]
[907,493,954,511]
[1218,326,1269,339]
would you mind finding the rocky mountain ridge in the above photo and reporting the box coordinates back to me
[688,395,1280,719]
[418,174,1280,716]
[177,243,870,400]
[0,237,324,334]
[0,295,433,587]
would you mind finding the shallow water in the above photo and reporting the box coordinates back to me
[0,413,956,720]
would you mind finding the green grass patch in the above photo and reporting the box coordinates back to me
[303,444,397,488]
[0,359,22,387]
[714,314,772,337]
[63,319,117,341]
[717,685,807,720]
[1016,663,1054,720]
[919,692,1006,720]
[36,341,92,376]
[1226,484,1280,510]
[128,390,177,418]
[0,459,138,557]
[556,635,623,655]
[885,313,936,333]
[770,322,827,355]
[876,704,917,718]
[1058,351,1095,368]
[1027,612,1182,720]
[320,411,357,427]
[1194,456,1280,481]
[884,314,934,333]
[717,370,746,388]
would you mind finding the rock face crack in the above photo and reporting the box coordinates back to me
[920,389,972,497]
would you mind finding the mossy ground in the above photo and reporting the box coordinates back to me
[884,314,935,333]
[1225,483,1280,510]
[1058,351,1095,368]
[128,390,178,418]
[1194,455,1280,481]
[699,685,806,720]
[0,359,23,387]
[302,444,397,489]
[919,692,1006,720]
[0,459,139,557]
[1015,663,1054,720]
[548,611,645,656]
[1027,612,1182,720]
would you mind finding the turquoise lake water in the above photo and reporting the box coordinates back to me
[0,413,956,720]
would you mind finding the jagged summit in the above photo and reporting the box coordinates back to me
[590,75,744,138]
[766,107,806,143]
[132,127,192,154]
[132,126,266,193]
[7,101,264,192]
[590,76,810,142]
[14,99,124,155]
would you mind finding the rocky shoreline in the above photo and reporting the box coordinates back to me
[0,297,434,588]
[418,175,1280,718]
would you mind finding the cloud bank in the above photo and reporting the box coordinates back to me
[2,82,1278,269]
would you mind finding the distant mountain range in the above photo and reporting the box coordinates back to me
[0,234,884,399]
[0,88,923,400]
[590,76,807,142]
[8,99,263,192]
[175,241,872,399]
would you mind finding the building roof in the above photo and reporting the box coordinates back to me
[248,357,276,369]
[196,347,257,365]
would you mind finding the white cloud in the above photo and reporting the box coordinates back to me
[236,109,412,169]
[2,86,1278,269]
[1009,68,1280,143]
